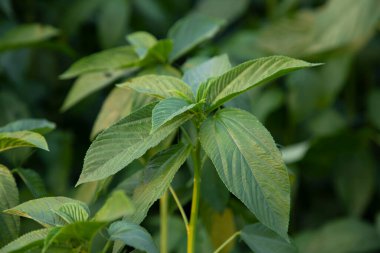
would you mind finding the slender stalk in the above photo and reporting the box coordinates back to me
[169,186,189,229]
[187,140,201,253]
[100,240,111,253]
[213,231,241,253]
[160,191,169,253]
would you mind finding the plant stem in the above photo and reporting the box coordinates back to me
[169,186,189,229]
[187,140,201,253]
[160,191,169,253]
[100,240,111,253]
[213,231,241,253]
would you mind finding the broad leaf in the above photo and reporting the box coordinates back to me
[53,203,90,224]
[78,103,192,185]
[0,119,55,135]
[117,75,194,101]
[197,56,319,111]
[127,31,158,58]
[0,228,50,253]
[183,54,231,93]
[200,108,290,238]
[124,143,191,224]
[0,24,58,51]
[4,197,88,227]
[109,221,158,253]
[0,131,49,152]
[151,98,196,133]
[61,69,128,111]
[241,223,297,253]
[0,165,19,246]
[93,190,134,222]
[14,168,47,198]
[60,46,139,79]
[168,13,224,62]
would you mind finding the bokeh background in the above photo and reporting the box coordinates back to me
[1,0,380,252]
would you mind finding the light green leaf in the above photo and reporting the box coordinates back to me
[97,0,129,48]
[109,221,158,253]
[0,131,49,152]
[4,197,88,227]
[139,39,173,65]
[183,54,231,93]
[241,223,297,253]
[168,13,224,62]
[93,190,134,222]
[151,98,196,133]
[200,108,290,238]
[197,56,319,111]
[78,103,192,185]
[91,87,153,139]
[0,24,59,51]
[53,203,90,224]
[60,46,139,79]
[0,165,19,246]
[0,119,55,135]
[61,69,129,111]
[13,168,47,198]
[124,143,191,224]
[127,31,158,58]
[117,74,194,101]
[295,218,380,253]
[281,142,309,164]
[0,228,50,253]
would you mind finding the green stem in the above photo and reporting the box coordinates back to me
[187,140,201,253]
[169,186,189,229]
[213,231,241,253]
[160,191,169,253]
[100,240,111,253]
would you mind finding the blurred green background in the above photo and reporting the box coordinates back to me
[1,0,380,252]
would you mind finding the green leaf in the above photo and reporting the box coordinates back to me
[295,218,380,253]
[61,69,129,111]
[0,131,49,152]
[241,223,297,253]
[117,75,194,101]
[367,88,380,130]
[183,54,231,93]
[281,142,309,164]
[127,31,158,58]
[0,24,59,52]
[53,203,90,224]
[0,165,19,246]
[138,39,173,65]
[108,221,158,253]
[195,0,249,23]
[93,190,134,222]
[60,46,139,79]
[197,56,319,111]
[0,119,55,135]
[151,98,196,133]
[199,108,290,238]
[168,13,224,62]
[78,103,192,185]
[0,228,50,253]
[124,143,191,224]
[13,168,47,198]
[4,197,88,227]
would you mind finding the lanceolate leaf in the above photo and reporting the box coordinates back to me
[151,98,196,132]
[0,119,55,135]
[93,190,134,222]
[0,165,19,246]
[168,13,225,62]
[78,103,192,185]
[241,223,297,253]
[0,228,50,253]
[124,143,192,224]
[183,54,232,93]
[14,168,48,198]
[197,56,319,111]
[117,75,194,101]
[53,203,90,224]
[60,46,139,79]
[200,108,290,238]
[0,131,49,152]
[4,197,88,227]
[109,221,159,253]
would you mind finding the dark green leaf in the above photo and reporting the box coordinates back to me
[13,168,47,198]
[0,228,50,253]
